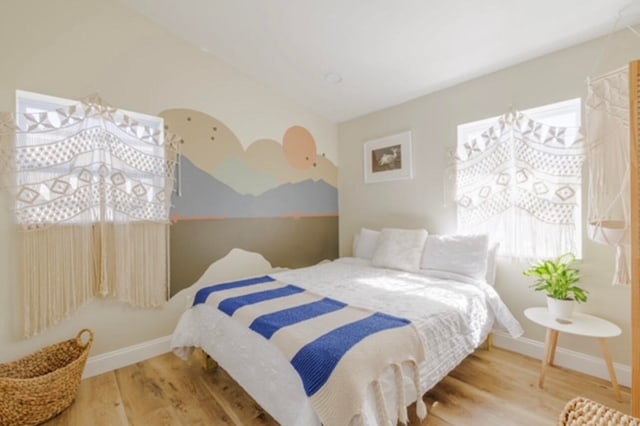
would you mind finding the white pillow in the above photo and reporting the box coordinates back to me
[353,228,380,259]
[421,234,489,281]
[372,228,428,272]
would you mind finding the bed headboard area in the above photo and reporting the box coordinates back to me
[164,109,339,297]
[353,227,498,286]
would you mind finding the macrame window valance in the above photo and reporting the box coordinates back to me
[585,66,630,286]
[0,93,179,336]
[456,108,584,259]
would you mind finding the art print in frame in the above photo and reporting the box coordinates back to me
[363,131,413,183]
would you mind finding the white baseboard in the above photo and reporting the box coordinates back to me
[83,335,172,379]
[492,330,631,388]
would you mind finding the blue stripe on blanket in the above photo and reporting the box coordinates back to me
[291,312,411,396]
[193,275,274,306]
[218,285,306,316]
[193,275,417,404]
[249,298,347,339]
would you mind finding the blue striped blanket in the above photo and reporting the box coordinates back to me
[193,275,427,426]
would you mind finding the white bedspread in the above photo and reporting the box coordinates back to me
[172,258,523,426]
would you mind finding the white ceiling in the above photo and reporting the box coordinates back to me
[121,0,640,123]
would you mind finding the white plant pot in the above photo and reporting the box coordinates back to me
[547,296,575,320]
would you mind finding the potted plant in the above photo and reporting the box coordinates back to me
[523,253,587,320]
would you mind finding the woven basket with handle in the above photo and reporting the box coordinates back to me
[0,329,94,426]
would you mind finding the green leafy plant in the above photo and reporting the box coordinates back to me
[523,253,588,303]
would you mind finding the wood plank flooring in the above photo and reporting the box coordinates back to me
[43,347,631,425]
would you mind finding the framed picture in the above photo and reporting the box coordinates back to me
[363,130,413,183]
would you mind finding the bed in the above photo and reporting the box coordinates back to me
[171,230,523,426]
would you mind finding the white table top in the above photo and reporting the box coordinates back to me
[524,307,621,338]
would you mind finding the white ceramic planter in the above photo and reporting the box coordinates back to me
[547,296,575,320]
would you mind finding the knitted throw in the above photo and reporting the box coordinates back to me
[193,275,427,426]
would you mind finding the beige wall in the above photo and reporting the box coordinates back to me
[338,29,640,365]
[0,0,338,362]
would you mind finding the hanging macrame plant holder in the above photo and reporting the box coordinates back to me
[585,66,631,286]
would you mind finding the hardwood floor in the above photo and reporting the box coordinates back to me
[43,347,631,426]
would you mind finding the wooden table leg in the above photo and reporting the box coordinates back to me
[549,330,560,366]
[600,338,622,402]
[539,329,557,388]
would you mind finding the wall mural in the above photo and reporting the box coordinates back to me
[161,109,338,296]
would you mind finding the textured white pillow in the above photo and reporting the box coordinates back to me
[421,234,489,280]
[353,228,380,259]
[372,228,428,272]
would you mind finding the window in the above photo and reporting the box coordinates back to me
[7,90,176,336]
[456,99,584,259]
[15,90,166,225]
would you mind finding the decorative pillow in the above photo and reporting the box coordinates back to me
[371,228,428,272]
[353,228,380,259]
[420,234,489,281]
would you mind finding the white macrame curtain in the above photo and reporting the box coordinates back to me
[0,95,178,336]
[456,111,584,260]
[585,66,631,286]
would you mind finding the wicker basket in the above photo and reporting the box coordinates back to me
[558,396,640,426]
[0,329,94,426]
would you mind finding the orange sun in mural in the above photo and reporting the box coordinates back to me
[283,126,317,169]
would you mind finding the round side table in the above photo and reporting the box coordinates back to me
[524,307,622,401]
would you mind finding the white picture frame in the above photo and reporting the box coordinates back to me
[363,130,413,183]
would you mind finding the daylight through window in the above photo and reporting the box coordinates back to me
[455,99,584,259]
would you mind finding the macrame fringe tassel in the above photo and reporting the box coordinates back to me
[416,397,427,420]
[393,363,409,424]
[373,380,392,426]
[108,222,169,307]
[613,244,631,286]
[19,223,170,337]
[412,362,428,420]
[20,226,96,337]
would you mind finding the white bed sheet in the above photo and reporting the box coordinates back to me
[172,257,523,426]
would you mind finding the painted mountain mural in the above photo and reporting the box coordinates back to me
[163,108,339,297]
[171,156,338,219]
